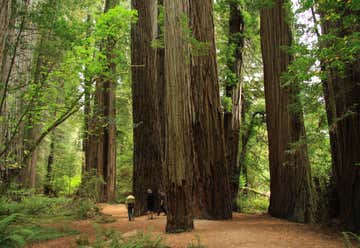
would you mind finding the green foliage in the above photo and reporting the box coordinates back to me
[77,170,105,201]
[74,198,101,219]
[0,213,78,248]
[343,232,360,248]
[237,195,269,214]
[187,236,206,248]
[0,196,71,217]
[80,229,168,248]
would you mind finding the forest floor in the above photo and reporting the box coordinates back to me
[29,204,344,248]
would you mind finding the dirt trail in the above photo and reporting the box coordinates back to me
[30,204,344,248]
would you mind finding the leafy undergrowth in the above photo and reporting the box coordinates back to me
[76,229,207,248]
[0,195,100,247]
[237,194,269,214]
[343,232,360,248]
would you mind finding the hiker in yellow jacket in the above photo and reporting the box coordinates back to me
[125,194,135,221]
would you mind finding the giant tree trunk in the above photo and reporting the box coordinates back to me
[85,0,117,202]
[131,0,164,216]
[319,4,360,231]
[190,0,232,220]
[260,0,313,223]
[164,0,194,233]
[223,1,245,211]
[0,0,11,71]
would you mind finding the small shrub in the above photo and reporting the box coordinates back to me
[88,229,168,248]
[0,214,31,248]
[187,236,206,248]
[73,198,100,219]
[237,194,269,214]
[122,231,167,248]
[76,234,91,247]
[343,232,360,248]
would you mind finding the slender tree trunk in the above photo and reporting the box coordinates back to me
[164,0,194,233]
[223,1,245,211]
[190,0,232,220]
[83,15,92,176]
[318,4,360,231]
[260,0,313,223]
[44,136,54,195]
[131,0,164,216]
[86,0,117,202]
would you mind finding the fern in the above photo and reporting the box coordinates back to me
[343,232,360,248]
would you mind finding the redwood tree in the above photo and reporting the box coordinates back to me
[318,1,360,231]
[190,0,232,220]
[131,0,164,216]
[223,0,245,211]
[85,0,117,202]
[260,0,313,222]
[164,0,194,233]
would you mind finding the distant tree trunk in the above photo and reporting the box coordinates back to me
[260,0,313,223]
[164,0,194,233]
[86,0,117,202]
[223,1,245,212]
[44,137,54,195]
[83,15,92,176]
[21,36,44,189]
[131,0,164,216]
[318,4,360,231]
[190,0,232,220]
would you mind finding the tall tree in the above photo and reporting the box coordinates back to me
[0,0,11,70]
[190,0,232,219]
[131,0,164,216]
[86,0,118,202]
[260,0,313,222]
[164,0,194,233]
[317,1,360,231]
[223,0,245,211]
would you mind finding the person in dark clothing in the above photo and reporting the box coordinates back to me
[147,188,155,220]
[157,190,167,216]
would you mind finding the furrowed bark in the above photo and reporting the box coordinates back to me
[164,0,194,233]
[260,0,313,223]
[223,0,245,212]
[131,0,164,216]
[190,0,232,219]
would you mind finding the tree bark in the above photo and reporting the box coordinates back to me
[190,0,232,220]
[0,0,11,73]
[260,0,313,223]
[164,0,194,233]
[318,4,360,231]
[44,136,55,195]
[131,0,164,216]
[223,0,245,212]
[86,0,117,202]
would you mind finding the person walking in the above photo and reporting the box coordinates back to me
[147,188,155,220]
[125,193,135,221]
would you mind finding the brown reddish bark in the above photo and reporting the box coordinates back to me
[318,3,360,231]
[86,0,117,202]
[131,0,164,216]
[164,0,194,233]
[260,0,313,222]
[0,0,11,71]
[189,0,232,220]
[223,1,245,211]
